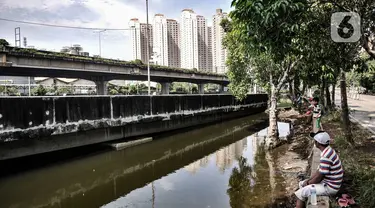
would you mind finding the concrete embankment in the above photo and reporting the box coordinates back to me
[0,94,268,160]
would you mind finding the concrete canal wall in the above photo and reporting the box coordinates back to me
[0,94,268,160]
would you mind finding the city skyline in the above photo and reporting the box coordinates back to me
[152,14,180,67]
[180,9,211,71]
[129,18,153,64]
[0,0,232,61]
[129,8,228,73]
[212,9,228,74]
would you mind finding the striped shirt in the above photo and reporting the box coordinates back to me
[319,146,344,191]
[313,104,322,118]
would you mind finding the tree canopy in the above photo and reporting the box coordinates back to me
[224,0,372,146]
[223,0,309,148]
[0,39,10,47]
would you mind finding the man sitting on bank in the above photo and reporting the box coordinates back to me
[295,131,343,208]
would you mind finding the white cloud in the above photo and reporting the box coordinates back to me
[0,0,233,60]
[159,178,175,191]
[0,0,150,29]
[0,0,73,11]
[81,0,147,28]
[0,0,150,60]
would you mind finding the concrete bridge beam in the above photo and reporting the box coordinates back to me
[2,53,230,86]
[161,82,170,95]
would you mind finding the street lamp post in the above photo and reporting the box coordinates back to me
[145,0,151,95]
[98,29,106,57]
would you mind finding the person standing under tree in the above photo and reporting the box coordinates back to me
[312,97,324,133]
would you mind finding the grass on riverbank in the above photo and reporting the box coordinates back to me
[323,111,375,208]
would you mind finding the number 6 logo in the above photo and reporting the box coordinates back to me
[331,12,361,43]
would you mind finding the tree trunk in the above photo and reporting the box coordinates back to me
[320,77,326,107]
[331,84,336,107]
[301,81,307,96]
[340,71,353,143]
[291,78,296,98]
[266,81,279,150]
[293,74,300,95]
[288,79,294,102]
[325,85,332,109]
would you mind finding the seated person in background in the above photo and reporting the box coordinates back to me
[295,131,343,208]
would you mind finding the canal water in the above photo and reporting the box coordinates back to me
[0,114,290,208]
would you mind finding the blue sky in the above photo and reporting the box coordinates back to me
[0,0,232,60]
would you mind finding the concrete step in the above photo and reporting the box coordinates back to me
[107,137,153,150]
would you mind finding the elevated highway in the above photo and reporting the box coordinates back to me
[0,48,229,94]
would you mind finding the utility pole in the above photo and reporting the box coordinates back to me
[146,0,151,95]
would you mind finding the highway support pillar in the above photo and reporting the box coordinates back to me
[95,80,108,95]
[161,82,170,95]
[218,85,224,94]
[198,84,205,94]
[0,53,6,63]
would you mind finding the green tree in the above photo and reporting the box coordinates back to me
[171,82,190,94]
[0,39,9,47]
[137,83,148,93]
[129,85,138,95]
[311,1,375,60]
[118,86,129,95]
[192,85,198,94]
[32,85,47,96]
[107,83,119,95]
[223,0,307,149]
[56,87,73,95]
[109,88,119,95]
[311,1,368,141]
[205,84,219,93]
[360,71,375,93]
[156,83,161,93]
[4,86,20,96]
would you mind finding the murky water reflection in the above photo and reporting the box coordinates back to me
[0,114,289,208]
